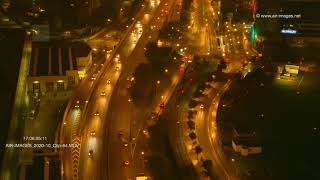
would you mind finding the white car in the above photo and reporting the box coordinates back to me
[106,79,111,84]
[90,131,96,136]
[123,142,129,147]
[122,160,130,167]
[88,150,93,157]
[101,91,106,96]
[126,76,135,81]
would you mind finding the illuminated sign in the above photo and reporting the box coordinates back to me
[281,29,297,34]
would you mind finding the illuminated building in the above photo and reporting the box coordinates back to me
[231,126,262,156]
[27,41,92,94]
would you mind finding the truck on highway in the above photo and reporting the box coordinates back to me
[136,173,147,180]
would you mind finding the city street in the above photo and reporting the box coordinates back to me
[60,2,157,180]
[164,0,254,178]
[60,0,251,178]
[194,81,238,180]
[61,0,177,180]
[101,0,181,179]
[2,0,320,180]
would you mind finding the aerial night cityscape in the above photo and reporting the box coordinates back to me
[0,0,320,179]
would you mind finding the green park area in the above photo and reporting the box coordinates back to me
[217,69,320,179]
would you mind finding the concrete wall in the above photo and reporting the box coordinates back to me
[232,140,262,156]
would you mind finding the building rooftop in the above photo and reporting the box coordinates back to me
[233,125,257,138]
[233,138,261,147]
[29,41,91,76]
[232,125,261,147]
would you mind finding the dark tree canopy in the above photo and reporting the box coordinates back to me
[159,22,182,40]
[195,145,202,154]
[144,42,172,64]
[189,99,199,108]
[189,132,197,139]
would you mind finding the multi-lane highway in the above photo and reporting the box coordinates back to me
[101,0,180,179]
[76,8,149,180]
[60,0,256,179]
[60,49,116,180]
[60,0,182,179]
[189,0,219,56]
[60,1,160,179]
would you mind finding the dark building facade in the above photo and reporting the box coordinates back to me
[0,27,25,172]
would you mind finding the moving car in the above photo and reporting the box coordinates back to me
[159,102,165,109]
[90,131,96,136]
[88,150,93,157]
[136,173,147,180]
[101,91,106,96]
[122,160,130,167]
[149,112,158,120]
[118,131,129,148]
[118,131,125,141]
